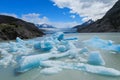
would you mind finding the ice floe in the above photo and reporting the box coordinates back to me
[0,32,120,77]
[83,36,120,52]
[87,51,105,65]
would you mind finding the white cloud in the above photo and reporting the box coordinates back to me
[21,13,80,28]
[70,15,75,19]
[49,21,79,28]
[52,0,117,22]
[0,12,80,28]
[0,13,18,18]
[21,13,49,24]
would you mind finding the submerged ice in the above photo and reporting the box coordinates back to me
[0,32,120,77]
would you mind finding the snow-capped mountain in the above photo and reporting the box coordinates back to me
[36,24,55,28]
[73,19,94,28]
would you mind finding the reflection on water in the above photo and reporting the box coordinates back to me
[0,33,120,80]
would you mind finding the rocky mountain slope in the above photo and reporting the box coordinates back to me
[76,0,120,32]
[0,15,44,41]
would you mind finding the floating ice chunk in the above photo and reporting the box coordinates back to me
[34,42,41,49]
[41,41,53,51]
[40,67,62,75]
[68,49,79,59]
[52,32,64,41]
[0,54,16,67]
[16,37,24,43]
[107,45,120,52]
[57,45,68,52]
[76,63,120,76]
[16,52,70,73]
[87,51,105,65]
[16,53,53,73]
[83,36,113,49]
[40,60,120,76]
[79,47,89,54]
[34,41,53,51]
[64,37,78,41]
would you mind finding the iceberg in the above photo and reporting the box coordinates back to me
[76,63,120,76]
[52,32,64,41]
[83,36,120,52]
[83,36,113,49]
[34,40,53,51]
[64,37,78,41]
[87,51,105,65]
[39,60,120,76]
[79,47,89,54]
[16,52,70,73]
[16,37,24,43]
[57,45,68,52]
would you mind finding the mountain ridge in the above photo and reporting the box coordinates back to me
[0,15,44,41]
[76,0,120,32]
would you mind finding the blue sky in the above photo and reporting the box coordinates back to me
[0,0,117,28]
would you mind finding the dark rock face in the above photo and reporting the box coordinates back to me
[0,15,44,41]
[77,0,120,32]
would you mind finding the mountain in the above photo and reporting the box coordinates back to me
[73,19,94,29]
[36,24,55,28]
[0,15,44,41]
[76,0,120,32]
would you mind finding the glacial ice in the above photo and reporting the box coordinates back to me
[83,36,120,52]
[34,41,53,51]
[87,51,105,65]
[40,67,62,75]
[37,60,120,76]
[52,32,64,41]
[0,32,120,77]
[16,52,70,73]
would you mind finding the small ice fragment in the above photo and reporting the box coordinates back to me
[34,42,41,49]
[79,47,89,54]
[87,51,105,65]
[16,37,24,43]
[34,41,53,51]
[40,67,62,75]
[52,32,64,41]
[64,37,78,41]
[57,45,68,52]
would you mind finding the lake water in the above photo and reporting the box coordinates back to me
[0,33,120,80]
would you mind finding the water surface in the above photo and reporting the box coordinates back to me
[0,33,120,80]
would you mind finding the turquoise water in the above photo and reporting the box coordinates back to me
[0,33,120,80]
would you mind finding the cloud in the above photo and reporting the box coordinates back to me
[0,12,80,28]
[70,15,75,19]
[0,13,18,18]
[21,13,80,28]
[52,0,117,22]
[21,13,49,24]
[49,21,79,28]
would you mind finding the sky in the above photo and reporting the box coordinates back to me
[0,0,118,28]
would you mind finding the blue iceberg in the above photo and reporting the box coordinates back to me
[52,32,64,41]
[83,36,120,52]
[38,60,120,76]
[87,51,105,65]
[16,52,70,73]
[34,41,53,51]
